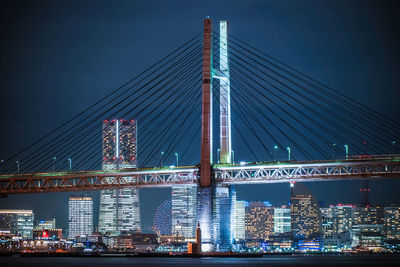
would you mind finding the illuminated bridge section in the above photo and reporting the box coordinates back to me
[0,158,400,194]
[215,157,400,185]
[0,167,199,194]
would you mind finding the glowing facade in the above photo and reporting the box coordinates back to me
[0,209,34,238]
[68,196,93,238]
[245,202,274,241]
[291,184,321,239]
[384,206,400,240]
[99,119,141,235]
[213,185,235,251]
[274,206,291,234]
[172,184,197,239]
[234,200,246,240]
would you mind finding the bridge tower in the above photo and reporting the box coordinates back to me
[198,17,214,252]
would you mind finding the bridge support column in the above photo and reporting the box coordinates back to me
[198,17,214,252]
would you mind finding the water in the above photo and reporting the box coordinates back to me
[1,255,400,266]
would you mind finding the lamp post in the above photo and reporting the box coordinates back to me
[160,151,164,167]
[344,145,349,159]
[392,141,396,155]
[274,145,278,161]
[52,157,57,172]
[231,150,235,164]
[332,144,336,160]
[68,158,72,172]
[0,160,4,173]
[16,160,20,173]
[286,147,291,161]
[217,149,220,164]
[174,153,179,167]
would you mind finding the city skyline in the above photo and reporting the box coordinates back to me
[0,0,400,256]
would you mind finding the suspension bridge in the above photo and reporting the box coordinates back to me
[0,18,399,195]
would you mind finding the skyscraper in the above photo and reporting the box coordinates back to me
[234,200,246,240]
[99,119,141,235]
[213,185,235,251]
[0,210,34,238]
[245,201,274,241]
[291,183,321,239]
[171,184,197,239]
[274,206,291,234]
[68,196,93,239]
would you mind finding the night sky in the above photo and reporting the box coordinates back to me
[0,0,400,233]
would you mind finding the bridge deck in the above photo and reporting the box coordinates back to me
[0,157,399,194]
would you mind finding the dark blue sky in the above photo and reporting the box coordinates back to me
[0,0,400,232]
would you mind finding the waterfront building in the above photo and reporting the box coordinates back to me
[291,183,321,239]
[35,218,56,230]
[68,196,93,239]
[353,206,384,226]
[213,185,235,251]
[234,200,246,240]
[334,204,355,234]
[99,119,141,235]
[0,209,34,238]
[33,228,62,239]
[274,206,291,234]
[245,201,274,241]
[171,184,197,239]
[384,206,400,240]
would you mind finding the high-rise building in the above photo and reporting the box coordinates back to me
[274,206,291,234]
[0,210,34,238]
[334,204,354,234]
[384,206,400,240]
[171,184,197,239]
[99,119,141,235]
[234,200,246,240]
[353,206,384,226]
[35,218,56,230]
[320,207,337,242]
[68,196,93,239]
[213,185,235,251]
[291,183,321,239]
[245,201,274,241]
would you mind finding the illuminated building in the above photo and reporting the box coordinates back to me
[68,196,93,239]
[213,185,235,251]
[274,206,291,234]
[334,204,354,234]
[35,218,56,230]
[234,200,246,240]
[0,209,34,238]
[99,119,141,235]
[320,207,337,246]
[384,206,400,240]
[291,183,321,239]
[352,206,384,226]
[171,184,197,239]
[245,201,274,241]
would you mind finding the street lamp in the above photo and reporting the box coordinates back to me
[332,144,336,160]
[392,141,396,155]
[0,160,4,173]
[217,149,220,164]
[174,153,179,167]
[160,151,165,167]
[286,147,291,161]
[16,160,20,173]
[52,156,57,172]
[274,145,278,161]
[344,145,349,159]
[68,158,72,172]
[231,150,235,164]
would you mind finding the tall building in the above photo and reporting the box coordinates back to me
[0,210,34,238]
[274,206,291,234]
[334,204,354,234]
[68,196,93,239]
[234,200,246,240]
[171,184,197,239]
[291,183,321,239]
[99,119,141,235]
[245,201,274,241]
[320,207,337,243]
[353,206,384,226]
[213,185,235,251]
[384,206,400,240]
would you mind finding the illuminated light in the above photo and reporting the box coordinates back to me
[290,182,295,188]
[42,230,49,238]
[240,161,246,166]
